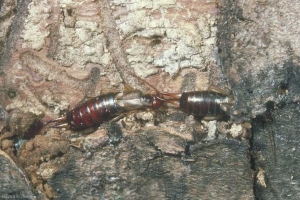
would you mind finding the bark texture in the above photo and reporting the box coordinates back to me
[0,0,299,199]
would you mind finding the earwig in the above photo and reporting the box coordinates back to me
[45,64,167,131]
[45,91,164,130]
[160,87,234,120]
[179,91,234,120]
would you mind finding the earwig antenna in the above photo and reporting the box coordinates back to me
[155,93,181,101]
[155,95,176,106]
[160,92,182,97]
[155,93,182,106]
[121,65,159,92]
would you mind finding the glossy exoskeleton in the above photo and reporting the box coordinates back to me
[45,91,164,130]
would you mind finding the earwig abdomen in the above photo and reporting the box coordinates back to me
[66,93,123,130]
[180,91,229,118]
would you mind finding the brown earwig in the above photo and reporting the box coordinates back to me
[45,64,168,130]
[45,91,164,130]
[159,87,234,120]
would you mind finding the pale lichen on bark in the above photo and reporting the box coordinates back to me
[112,0,218,79]
[0,0,255,199]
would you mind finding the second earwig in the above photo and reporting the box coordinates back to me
[160,87,234,120]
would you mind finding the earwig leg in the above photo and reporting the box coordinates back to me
[110,114,125,123]
[44,116,66,125]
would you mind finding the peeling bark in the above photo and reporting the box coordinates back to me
[0,0,299,199]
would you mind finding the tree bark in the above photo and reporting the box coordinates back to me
[0,0,299,199]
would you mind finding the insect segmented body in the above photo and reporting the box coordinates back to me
[161,87,234,120]
[66,92,122,130]
[179,91,234,120]
[45,91,164,130]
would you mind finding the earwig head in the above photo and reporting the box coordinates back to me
[138,92,165,109]
[152,93,164,109]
